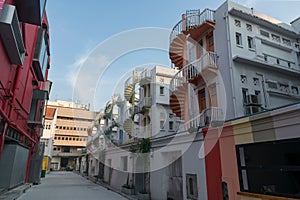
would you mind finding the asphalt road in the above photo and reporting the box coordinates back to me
[18,172,127,200]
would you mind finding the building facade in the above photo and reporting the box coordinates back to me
[0,0,51,191]
[48,101,96,171]
[40,107,57,175]
[168,1,300,200]
[83,1,300,200]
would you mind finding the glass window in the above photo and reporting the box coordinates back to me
[160,86,164,95]
[169,121,174,130]
[236,138,300,198]
[247,36,254,49]
[236,33,242,46]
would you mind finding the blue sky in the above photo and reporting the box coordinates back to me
[46,0,300,111]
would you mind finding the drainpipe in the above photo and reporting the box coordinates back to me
[256,72,269,108]
[224,11,238,117]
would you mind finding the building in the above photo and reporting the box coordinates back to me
[40,107,58,175]
[84,1,300,200]
[0,0,51,191]
[48,101,97,171]
[167,1,300,200]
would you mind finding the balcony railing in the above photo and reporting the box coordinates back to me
[177,107,224,133]
[141,68,151,80]
[170,52,218,92]
[138,97,152,112]
[170,8,215,44]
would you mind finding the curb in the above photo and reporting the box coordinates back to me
[76,172,138,200]
[0,183,31,200]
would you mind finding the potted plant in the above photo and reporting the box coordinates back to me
[121,183,135,195]
[137,190,150,200]
[121,175,135,195]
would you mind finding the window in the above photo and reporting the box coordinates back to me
[247,36,254,49]
[234,19,241,27]
[242,88,248,104]
[260,30,269,38]
[236,32,242,46]
[33,28,49,81]
[236,138,300,198]
[271,34,281,43]
[282,38,291,46]
[186,174,198,199]
[276,58,280,65]
[121,156,128,171]
[160,86,165,95]
[169,121,174,131]
[246,24,252,31]
[160,120,165,129]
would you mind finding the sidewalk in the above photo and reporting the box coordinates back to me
[78,172,138,200]
[0,184,31,200]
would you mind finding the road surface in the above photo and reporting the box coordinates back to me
[18,172,127,200]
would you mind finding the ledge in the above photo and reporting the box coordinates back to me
[237,192,299,200]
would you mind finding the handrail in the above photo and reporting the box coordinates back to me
[170,51,218,92]
[177,107,224,133]
[169,8,215,44]
[138,97,152,111]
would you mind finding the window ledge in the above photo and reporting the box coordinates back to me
[237,192,298,200]
[236,44,243,48]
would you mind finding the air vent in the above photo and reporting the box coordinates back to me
[0,4,25,65]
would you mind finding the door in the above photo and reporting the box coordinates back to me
[198,89,206,112]
[167,157,183,200]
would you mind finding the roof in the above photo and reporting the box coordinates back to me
[45,107,56,119]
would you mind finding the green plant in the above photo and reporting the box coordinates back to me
[139,138,151,153]
[129,144,138,153]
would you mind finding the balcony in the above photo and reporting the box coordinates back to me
[138,97,152,114]
[139,68,152,86]
[169,52,218,118]
[170,52,218,92]
[177,107,224,134]
[15,0,47,26]
[0,4,25,65]
[169,9,215,68]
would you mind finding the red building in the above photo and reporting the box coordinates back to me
[0,0,51,189]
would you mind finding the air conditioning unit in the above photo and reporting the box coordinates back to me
[245,106,260,115]
[245,94,261,106]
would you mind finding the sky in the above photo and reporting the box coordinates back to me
[46,0,300,111]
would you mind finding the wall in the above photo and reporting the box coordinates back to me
[0,144,29,189]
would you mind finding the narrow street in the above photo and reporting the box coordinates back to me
[18,172,127,200]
